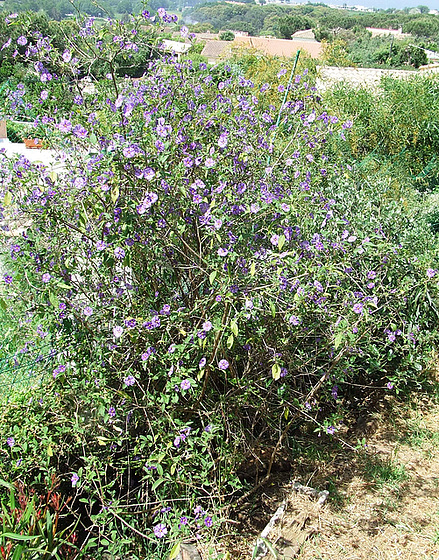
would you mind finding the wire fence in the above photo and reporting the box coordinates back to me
[0,340,56,403]
[0,332,92,404]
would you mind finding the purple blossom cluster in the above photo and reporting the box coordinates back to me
[1,18,437,550]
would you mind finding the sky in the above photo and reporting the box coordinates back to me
[322,1,439,9]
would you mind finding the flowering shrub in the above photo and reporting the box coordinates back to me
[0,9,438,558]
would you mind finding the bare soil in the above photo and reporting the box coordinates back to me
[204,395,439,560]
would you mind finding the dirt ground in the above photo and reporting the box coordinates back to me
[205,395,439,560]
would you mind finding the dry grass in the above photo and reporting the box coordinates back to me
[201,395,439,560]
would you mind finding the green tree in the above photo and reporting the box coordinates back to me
[417,5,430,14]
[277,14,312,39]
[219,30,235,41]
[404,18,439,38]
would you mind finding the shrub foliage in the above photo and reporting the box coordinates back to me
[0,9,438,559]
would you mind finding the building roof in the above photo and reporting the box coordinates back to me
[292,29,316,41]
[192,32,219,42]
[366,27,411,39]
[161,39,191,54]
[200,40,232,60]
[425,49,439,61]
[232,36,322,59]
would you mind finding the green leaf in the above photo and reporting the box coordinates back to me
[250,262,256,276]
[227,334,234,349]
[49,292,59,308]
[1,533,35,541]
[270,301,276,317]
[169,542,181,560]
[3,191,11,206]
[111,185,119,203]
[230,320,238,337]
[0,479,14,491]
[209,271,217,285]
[278,234,285,251]
[334,332,343,350]
[272,363,281,380]
[151,478,164,492]
[89,132,98,145]
[260,537,279,558]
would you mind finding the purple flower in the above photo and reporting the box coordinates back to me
[42,273,51,283]
[62,50,72,63]
[108,406,116,417]
[113,325,123,338]
[181,379,191,391]
[180,25,189,37]
[204,516,213,528]
[194,505,204,518]
[58,118,72,133]
[137,192,158,215]
[114,247,125,259]
[123,143,144,158]
[270,234,279,246]
[205,158,215,168]
[71,473,79,487]
[141,347,155,361]
[199,357,206,369]
[427,268,436,278]
[218,134,228,148]
[3,274,12,284]
[153,522,167,538]
[53,365,66,378]
[331,385,338,399]
[387,332,396,343]
[314,280,324,293]
[160,304,171,315]
[83,306,93,317]
[179,516,188,528]
[352,303,363,315]
[289,315,300,325]
[326,426,336,435]
[96,241,106,251]
[6,437,14,448]
[124,375,136,386]
[17,36,27,46]
[218,359,229,370]
[386,381,394,390]
[202,320,212,332]
[73,124,88,138]
[217,248,228,257]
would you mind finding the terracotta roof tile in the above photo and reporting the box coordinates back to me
[232,36,322,59]
[201,40,231,59]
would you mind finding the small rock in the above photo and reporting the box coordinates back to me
[171,543,202,560]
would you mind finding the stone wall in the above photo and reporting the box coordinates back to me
[316,66,417,93]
